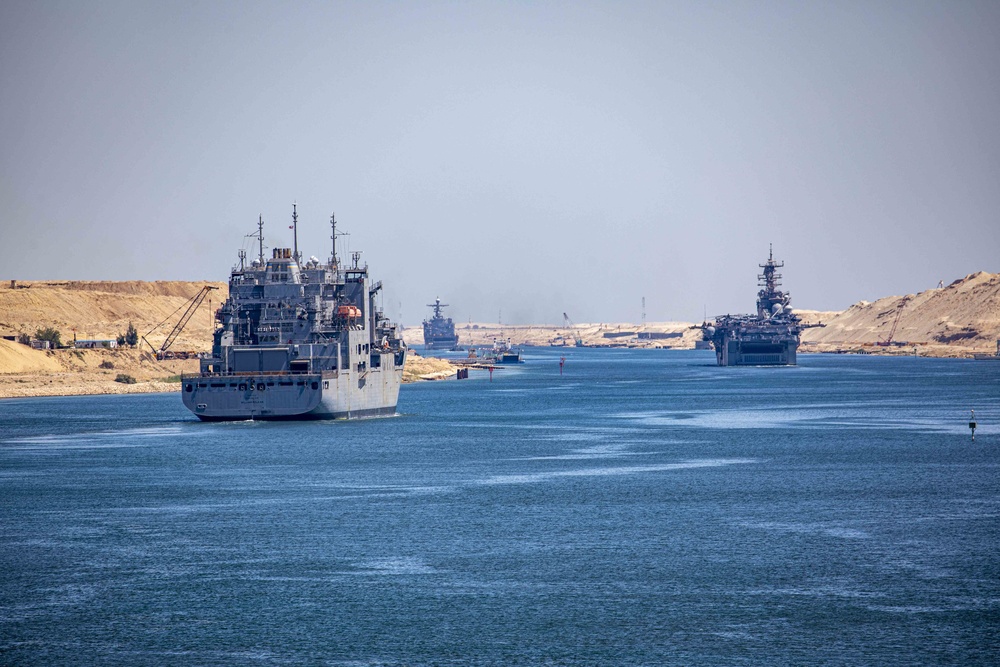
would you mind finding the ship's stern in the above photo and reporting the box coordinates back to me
[182,373,325,420]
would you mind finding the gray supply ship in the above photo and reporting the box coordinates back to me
[704,246,808,366]
[182,206,406,420]
[422,297,460,350]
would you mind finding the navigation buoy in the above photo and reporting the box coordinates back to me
[969,410,977,441]
[560,357,566,375]
[488,366,494,382]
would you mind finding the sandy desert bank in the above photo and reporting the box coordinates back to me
[1,271,998,399]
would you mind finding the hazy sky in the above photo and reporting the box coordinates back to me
[2,1,997,326]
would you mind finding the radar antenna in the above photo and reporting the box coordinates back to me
[427,297,449,319]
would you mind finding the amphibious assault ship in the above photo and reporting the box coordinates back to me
[182,206,406,420]
[704,247,806,366]
[422,297,460,350]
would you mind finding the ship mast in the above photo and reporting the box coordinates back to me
[426,297,448,319]
[257,215,265,265]
[292,202,300,266]
[757,243,786,318]
[330,213,336,267]
[330,212,348,268]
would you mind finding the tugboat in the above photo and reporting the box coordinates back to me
[182,206,406,420]
[704,246,808,366]
[422,297,460,350]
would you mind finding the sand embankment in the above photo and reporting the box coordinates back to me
[0,280,222,398]
[801,271,1000,356]
[0,339,197,398]
[3,270,998,400]
[0,279,227,352]
[0,280,457,398]
[401,353,456,382]
[403,271,1000,358]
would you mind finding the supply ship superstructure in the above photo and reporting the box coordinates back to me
[704,247,806,366]
[422,297,460,350]
[182,206,406,420]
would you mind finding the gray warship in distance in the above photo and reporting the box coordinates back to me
[422,297,460,350]
[182,206,406,420]
[704,246,807,366]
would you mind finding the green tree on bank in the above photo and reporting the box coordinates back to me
[117,322,139,348]
[34,327,62,348]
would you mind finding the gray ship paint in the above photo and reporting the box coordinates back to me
[704,247,810,367]
[422,297,459,350]
[182,209,405,420]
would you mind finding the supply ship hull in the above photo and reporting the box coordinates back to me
[182,207,405,421]
[182,347,405,421]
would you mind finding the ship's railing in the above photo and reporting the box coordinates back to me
[181,370,320,380]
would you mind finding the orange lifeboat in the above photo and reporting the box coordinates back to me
[337,305,362,319]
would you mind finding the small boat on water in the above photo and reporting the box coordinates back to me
[490,337,522,364]
[459,338,523,365]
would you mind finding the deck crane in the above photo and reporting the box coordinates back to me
[563,312,584,347]
[143,285,219,359]
[876,295,911,346]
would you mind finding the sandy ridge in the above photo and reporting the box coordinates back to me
[2,271,998,399]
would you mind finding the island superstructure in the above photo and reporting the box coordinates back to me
[704,246,806,366]
[422,297,460,350]
[182,206,406,420]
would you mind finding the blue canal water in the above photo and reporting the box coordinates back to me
[1,348,998,665]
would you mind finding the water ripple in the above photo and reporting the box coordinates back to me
[479,458,756,485]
